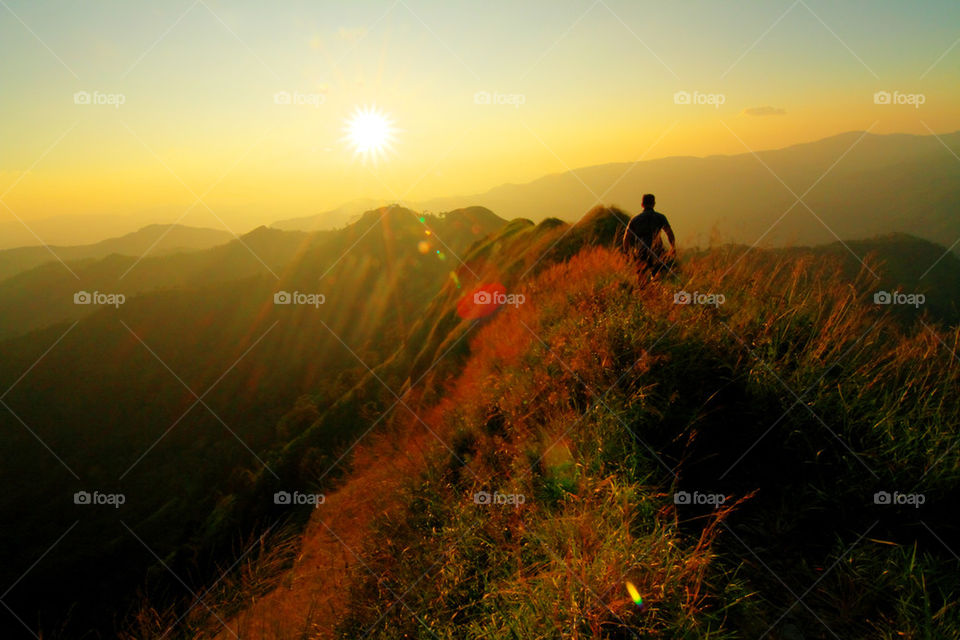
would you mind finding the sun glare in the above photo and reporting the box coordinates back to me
[344,105,396,163]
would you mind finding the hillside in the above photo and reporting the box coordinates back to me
[129,210,960,639]
[0,205,507,638]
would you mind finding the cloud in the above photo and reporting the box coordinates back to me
[741,106,786,116]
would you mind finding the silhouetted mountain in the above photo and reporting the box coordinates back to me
[0,225,319,340]
[0,224,233,282]
[0,208,512,341]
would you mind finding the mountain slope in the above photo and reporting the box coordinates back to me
[0,205,507,638]
[180,215,960,639]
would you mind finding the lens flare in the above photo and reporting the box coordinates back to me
[457,282,507,320]
[625,581,643,607]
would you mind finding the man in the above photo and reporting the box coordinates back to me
[622,194,677,278]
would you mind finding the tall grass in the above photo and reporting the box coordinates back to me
[331,245,960,639]
[171,238,959,639]
[120,525,301,639]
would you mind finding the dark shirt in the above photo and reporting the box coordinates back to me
[624,209,670,260]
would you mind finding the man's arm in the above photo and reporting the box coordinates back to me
[663,223,676,254]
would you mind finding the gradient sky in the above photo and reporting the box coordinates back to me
[1,0,958,232]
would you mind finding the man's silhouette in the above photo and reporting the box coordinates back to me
[621,194,676,279]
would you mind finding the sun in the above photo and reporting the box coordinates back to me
[343,105,397,163]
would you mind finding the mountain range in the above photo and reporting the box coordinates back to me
[275,131,960,253]
[0,205,506,636]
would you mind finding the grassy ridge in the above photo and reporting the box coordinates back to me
[329,244,960,638]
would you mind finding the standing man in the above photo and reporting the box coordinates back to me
[621,194,676,279]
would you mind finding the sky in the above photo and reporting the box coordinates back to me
[1,0,958,233]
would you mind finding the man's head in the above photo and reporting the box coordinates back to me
[642,193,655,209]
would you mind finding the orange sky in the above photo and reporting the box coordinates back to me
[1,0,958,232]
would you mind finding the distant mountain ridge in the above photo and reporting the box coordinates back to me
[271,198,384,232]
[0,206,504,341]
[417,130,960,250]
[0,223,233,282]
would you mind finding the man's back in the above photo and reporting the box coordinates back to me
[624,209,669,253]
